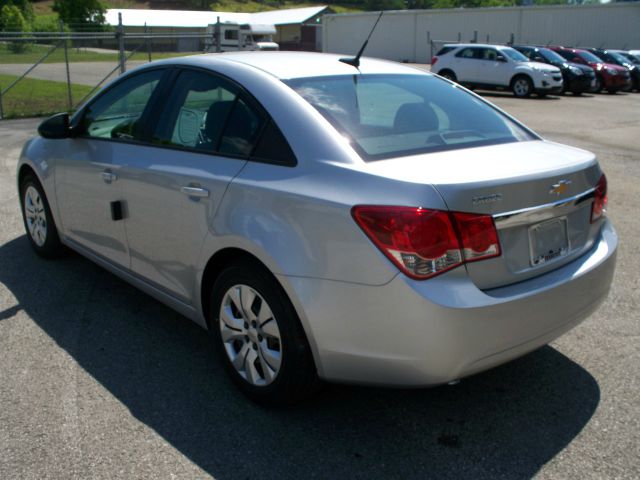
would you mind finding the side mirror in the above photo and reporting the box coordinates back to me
[38,113,70,139]
[496,55,507,62]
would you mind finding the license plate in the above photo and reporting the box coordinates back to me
[528,218,569,266]
[591,79,596,87]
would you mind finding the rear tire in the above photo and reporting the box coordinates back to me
[438,70,457,83]
[209,260,320,405]
[19,173,65,259]
[511,75,533,98]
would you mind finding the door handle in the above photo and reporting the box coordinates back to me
[101,171,117,184]
[180,186,210,198]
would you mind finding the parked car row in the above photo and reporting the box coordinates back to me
[432,43,639,98]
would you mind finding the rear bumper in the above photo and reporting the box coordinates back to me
[285,220,617,386]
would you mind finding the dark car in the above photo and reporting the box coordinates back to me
[585,48,639,92]
[549,46,631,93]
[513,45,595,95]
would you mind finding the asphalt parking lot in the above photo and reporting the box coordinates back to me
[0,91,638,479]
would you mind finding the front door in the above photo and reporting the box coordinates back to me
[55,69,166,267]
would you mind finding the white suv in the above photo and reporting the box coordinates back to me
[432,44,563,98]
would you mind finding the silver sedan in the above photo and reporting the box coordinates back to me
[17,52,617,404]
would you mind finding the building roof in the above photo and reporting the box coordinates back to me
[105,6,329,28]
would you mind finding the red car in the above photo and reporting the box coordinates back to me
[549,46,631,93]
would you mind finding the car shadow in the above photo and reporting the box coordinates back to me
[0,235,600,479]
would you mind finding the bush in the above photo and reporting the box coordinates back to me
[0,5,31,53]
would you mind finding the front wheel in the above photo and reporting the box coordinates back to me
[511,76,533,98]
[209,261,320,405]
[594,75,603,93]
[20,174,65,258]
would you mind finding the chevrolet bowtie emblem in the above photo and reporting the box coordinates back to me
[549,180,572,196]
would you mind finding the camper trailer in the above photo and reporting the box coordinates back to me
[206,22,279,52]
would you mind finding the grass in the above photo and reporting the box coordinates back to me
[0,73,94,118]
[209,0,362,13]
[0,43,200,64]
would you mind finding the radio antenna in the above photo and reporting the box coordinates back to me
[339,11,384,69]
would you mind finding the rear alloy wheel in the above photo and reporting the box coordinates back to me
[20,174,65,258]
[210,262,319,405]
[512,76,533,98]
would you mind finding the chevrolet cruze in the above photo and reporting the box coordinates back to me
[18,52,617,404]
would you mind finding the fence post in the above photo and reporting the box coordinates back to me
[117,13,126,74]
[60,20,73,111]
[509,33,514,46]
[215,16,221,53]
[0,88,4,120]
[472,30,478,43]
[145,23,151,62]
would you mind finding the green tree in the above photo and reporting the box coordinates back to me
[364,0,406,10]
[0,5,30,53]
[0,0,33,23]
[53,0,106,30]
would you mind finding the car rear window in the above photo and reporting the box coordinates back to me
[436,46,456,56]
[285,74,535,161]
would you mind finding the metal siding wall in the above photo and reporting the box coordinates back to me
[324,5,640,63]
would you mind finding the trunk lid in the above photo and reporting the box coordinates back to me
[363,140,603,289]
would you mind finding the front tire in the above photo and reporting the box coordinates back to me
[20,174,65,258]
[594,75,604,93]
[511,75,533,98]
[209,261,319,405]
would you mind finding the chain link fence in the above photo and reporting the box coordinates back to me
[0,15,212,119]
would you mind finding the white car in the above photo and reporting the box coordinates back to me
[433,44,563,98]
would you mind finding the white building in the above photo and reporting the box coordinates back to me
[105,6,330,51]
[323,4,640,64]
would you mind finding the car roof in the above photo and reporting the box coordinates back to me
[146,51,429,80]
[444,43,512,49]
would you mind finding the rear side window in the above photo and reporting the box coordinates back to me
[152,70,267,158]
[456,48,479,59]
[286,74,535,161]
[251,120,296,166]
[436,46,456,56]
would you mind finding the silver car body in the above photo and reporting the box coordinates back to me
[18,52,617,386]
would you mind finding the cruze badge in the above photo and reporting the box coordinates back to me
[549,179,572,196]
[472,193,503,205]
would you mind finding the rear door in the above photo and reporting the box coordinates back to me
[452,47,482,83]
[120,68,265,303]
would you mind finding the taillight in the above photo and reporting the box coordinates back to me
[591,173,607,223]
[351,206,501,280]
[431,56,438,66]
[451,212,501,262]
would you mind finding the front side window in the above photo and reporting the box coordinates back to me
[80,69,164,140]
[286,74,535,161]
[481,48,500,61]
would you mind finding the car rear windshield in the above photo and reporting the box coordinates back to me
[285,74,535,161]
